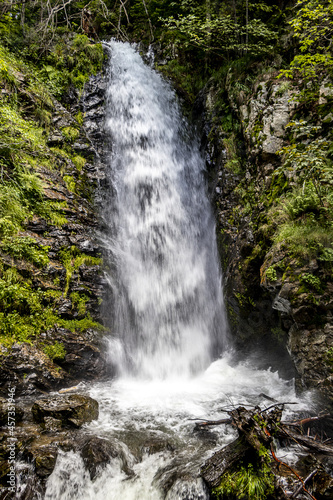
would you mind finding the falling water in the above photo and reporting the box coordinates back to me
[44,42,310,500]
[103,40,227,379]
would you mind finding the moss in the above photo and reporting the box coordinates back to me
[264,266,277,282]
[70,291,89,317]
[0,237,49,267]
[71,154,86,172]
[63,175,76,193]
[59,246,102,296]
[41,342,66,360]
[299,273,321,292]
[61,126,80,143]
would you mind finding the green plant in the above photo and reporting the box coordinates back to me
[42,342,66,360]
[71,155,86,172]
[300,273,321,292]
[0,237,49,267]
[59,246,102,296]
[213,463,274,500]
[70,291,89,316]
[326,347,333,365]
[63,175,76,193]
[61,126,80,143]
[265,266,277,282]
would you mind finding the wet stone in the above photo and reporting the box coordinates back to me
[32,394,99,428]
[81,437,133,480]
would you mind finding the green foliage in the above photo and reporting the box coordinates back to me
[42,342,66,360]
[276,121,332,201]
[326,346,333,365]
[62,126,80,143]
[300,273,321,292]
[49,34,105,92]
[223,134,242,174]
[0,264,103,345]
[0,237,49,267]
[63,175,76,193]
[213,463,274,500]
[71,154,86,172]
[59,246,102,296]
[62,314,106,333]
[70,291,89,316]
[279,0,333,100]
[273,222,333,260]
[265,266,277,282]
[161,9,278,58]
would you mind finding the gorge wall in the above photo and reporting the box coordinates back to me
[196,72,333,405]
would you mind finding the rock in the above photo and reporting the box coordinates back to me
[43,416,63,432]
[272,296,291,315]
[319,81,333,104]
[47,133,64,146]
[50,328,108,380]
[81,437,133,480]
[0,343,68,397]
[28,442,59,478]
[32,394,99,428]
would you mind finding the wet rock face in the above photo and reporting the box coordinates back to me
[81,437,133,480]
[0,69,111,399]
[32,394,99,428]
[198,78,333,402]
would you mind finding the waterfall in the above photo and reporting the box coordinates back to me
[103,41,227,379]
[45,42,305,500]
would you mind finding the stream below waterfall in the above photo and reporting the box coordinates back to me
[44,41,313,500]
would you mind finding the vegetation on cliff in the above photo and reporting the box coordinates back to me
[0,3,106,367]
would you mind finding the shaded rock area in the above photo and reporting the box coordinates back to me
[196,75,333,403]
[0,391,105,498]
[81,436,134,480]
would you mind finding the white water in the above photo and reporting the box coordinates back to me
[103,40,227,379]
[45,42,311,499]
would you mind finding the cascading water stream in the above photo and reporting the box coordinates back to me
[44,42,311,500]
[103,40,227,379]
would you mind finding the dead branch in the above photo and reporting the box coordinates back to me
[283,414,331,428]
[118,0,129,38]
[193,417,232,430]
[141,0,154,42]
[282,427,333,455]
[198,405,332,500]
[291,470,318,498]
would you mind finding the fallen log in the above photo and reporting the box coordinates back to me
[282,428,333,455]
[198,405,332,500]
[201,436,251,489]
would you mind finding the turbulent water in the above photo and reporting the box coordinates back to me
[45,41,311,500]
[102,40,228,379]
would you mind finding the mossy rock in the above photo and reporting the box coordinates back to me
[32,394,98,428]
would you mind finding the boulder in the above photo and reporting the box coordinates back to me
[32,394,99,428]
[81,437,133,479]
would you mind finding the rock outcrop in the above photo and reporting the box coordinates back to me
[197,75,333,403]
[32,394,99,428]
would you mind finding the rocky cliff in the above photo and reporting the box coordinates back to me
[0,46,114,494]
[197,72,333,405]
